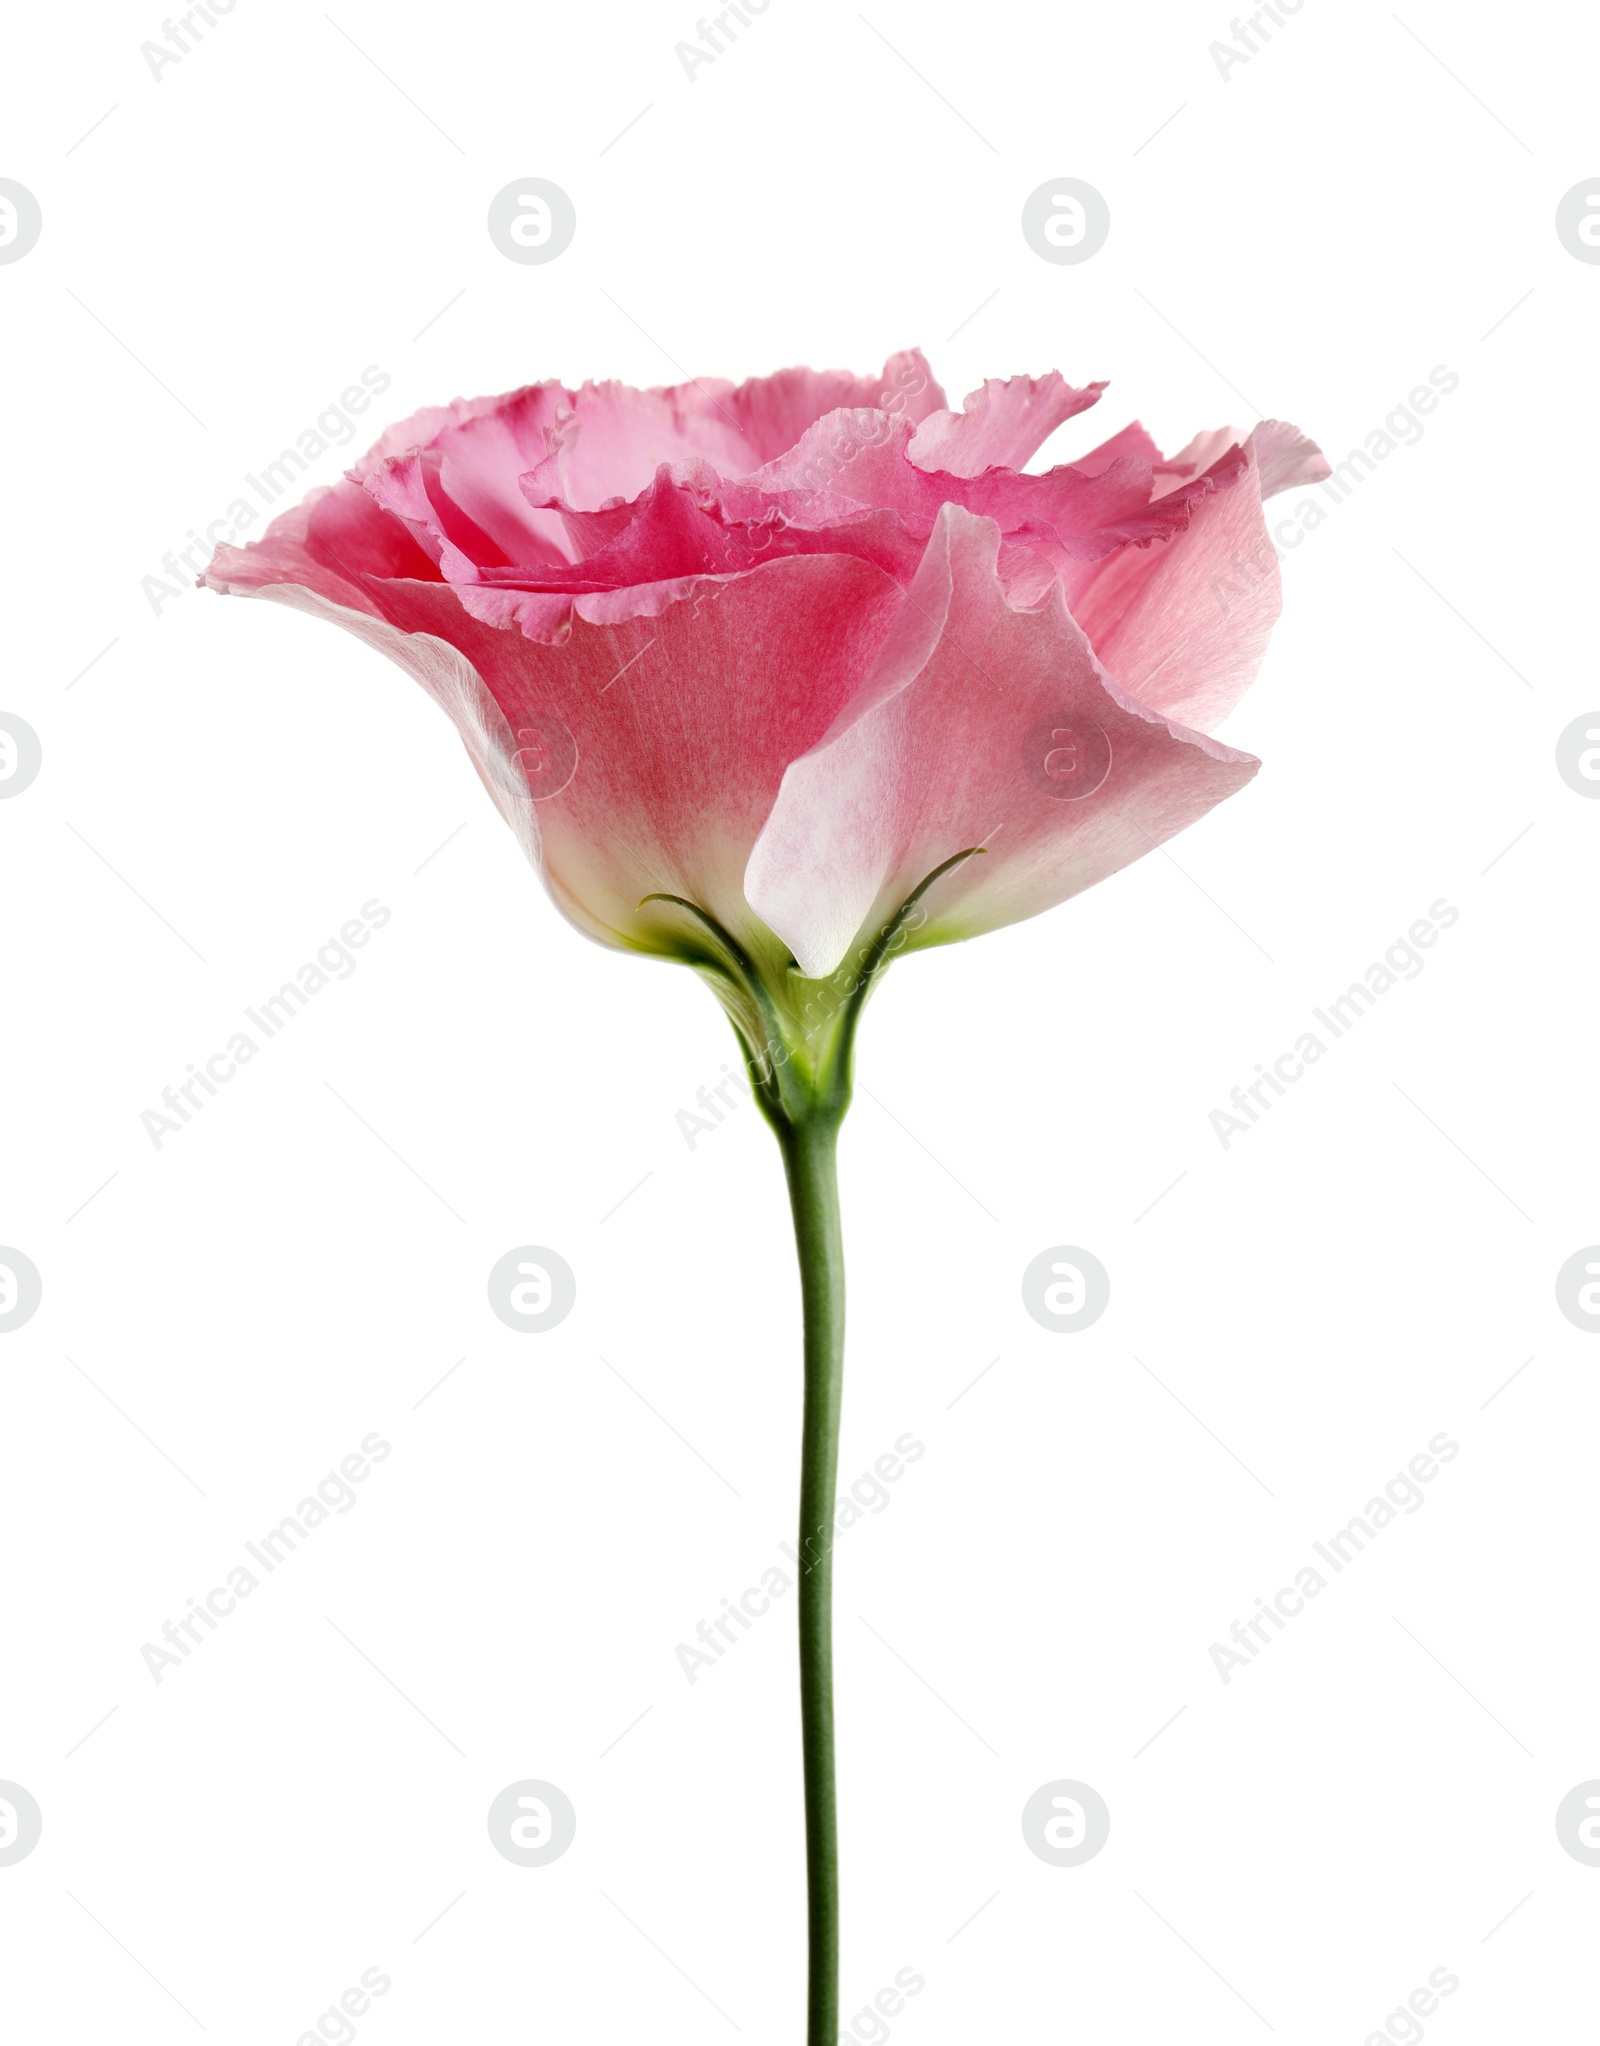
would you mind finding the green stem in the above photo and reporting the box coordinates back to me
[661,850,982,2038]
[779,1110,847,2046]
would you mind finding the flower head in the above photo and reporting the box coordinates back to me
[205,351,1324,1097]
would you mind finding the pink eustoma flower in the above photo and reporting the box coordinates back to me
[205,350,1324,2046]
[204,350,1325,1025]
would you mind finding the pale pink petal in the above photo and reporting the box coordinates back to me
[737,414,1137,553]
[1156,419,1328,501]
[546,378,754,509]
[427,385,580,564]
[908,372,1105,477]
[517,456,638,559]
[536,353,946,512]
[728,348,945,464]
[1249,418,1331,498]
[1072,419,1166,472]
[1084,430,1285,731]
[1152,426,1242,498]
[745,505,1258,978]
[347,389,523,481]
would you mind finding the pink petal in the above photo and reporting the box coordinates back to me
[1250,418,1331,498]
[728,348,945,464]
[361,449,506,581]
[425,385,582,564]
[1081,426,1309,731]
[737,414,1121,553]
[347,389,524,482]
[1155,419,1328,502]
[1152,426,1241,498]
[908,372,1106,477]
[453,470,926,640]
[210,550,910,961]
[1073,418,1167,472]
[745,504,1258,978]
[540,378,756,510]
[530,353,945,512]
[202,477,439,613]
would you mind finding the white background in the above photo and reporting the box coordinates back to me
[2,0,1597,2039]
